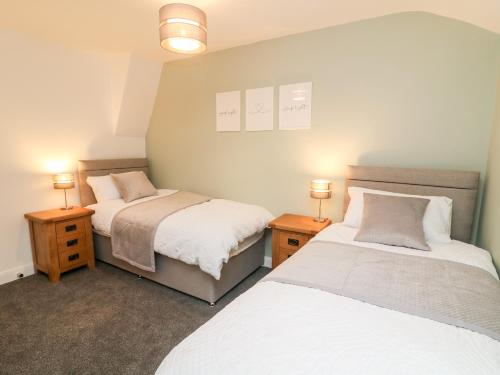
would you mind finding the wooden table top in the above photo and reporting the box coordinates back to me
[24,206,95,223]
[268,213,331,235]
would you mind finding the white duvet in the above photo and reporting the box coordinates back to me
[87,189,274,279]
[156,224,500,375]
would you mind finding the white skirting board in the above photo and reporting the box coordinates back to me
[0,263,35,285]
[263,256,272,268]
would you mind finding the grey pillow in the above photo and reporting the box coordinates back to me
[354,193,431,251]
[110,171,157,203]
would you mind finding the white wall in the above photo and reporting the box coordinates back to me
[114,55,162,137]
[0,31,159,284]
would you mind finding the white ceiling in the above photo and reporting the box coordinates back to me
[1,0,499,62]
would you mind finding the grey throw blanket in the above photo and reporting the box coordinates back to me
[111,191,210,272]
[264,241,500,342]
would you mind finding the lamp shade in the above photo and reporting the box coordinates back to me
[53,173,75,190]
[159,3,207,54]
[310,179,332,199]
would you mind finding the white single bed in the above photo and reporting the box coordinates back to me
[78,158,274,305]
[156,165,500,374]
[157,224,500,375]
[87,189,273,279]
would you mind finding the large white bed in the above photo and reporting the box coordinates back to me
[156,165,500,374]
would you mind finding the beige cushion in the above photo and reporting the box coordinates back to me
[354,193,431,251]
[111,171,157,203]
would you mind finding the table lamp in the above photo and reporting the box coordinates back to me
[310,179,332,222]
[53,173,75,210]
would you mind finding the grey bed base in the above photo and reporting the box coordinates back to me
[78,158,265,305]
[93,232,265,304]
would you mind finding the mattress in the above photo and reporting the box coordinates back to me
[93,226,264,259]
[156,224,500,375]
[315,224,498,279]
[87,190,274,279]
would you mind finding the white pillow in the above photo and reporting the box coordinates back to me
[86,175,122,203]
[344,186,452,244]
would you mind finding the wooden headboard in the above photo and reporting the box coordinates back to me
[77,158,150,207]
[345,165,480,243]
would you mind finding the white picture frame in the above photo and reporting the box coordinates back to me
[279,82,312,130]
[216,91,241,132]
[245,87,274,131]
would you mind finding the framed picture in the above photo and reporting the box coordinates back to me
[245,87,274,131]
[216,91,241,132]
[279,82,312,130]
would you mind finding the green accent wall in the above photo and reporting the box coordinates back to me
[147,12,500,257]
[480,70,500,271]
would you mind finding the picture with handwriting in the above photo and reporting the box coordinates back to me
[246,87,274,131]
[216,91,241,131]
[279,82,312,130]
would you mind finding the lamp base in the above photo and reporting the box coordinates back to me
[313,217,328,223]
[60,206,74,210]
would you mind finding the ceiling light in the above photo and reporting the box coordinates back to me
[159,3,207,54]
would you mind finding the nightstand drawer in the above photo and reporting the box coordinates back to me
[279,231,309,250]
[55,218,85,237]
[59,248,88,271]
[279,247,298,264]
[56,232,86,253]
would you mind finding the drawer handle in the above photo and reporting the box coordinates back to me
[65,224,77,232]
[66,239,78,247]
[288,238,299,246]
[68,253,80,262]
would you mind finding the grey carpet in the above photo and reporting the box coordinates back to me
[0,262,270,375]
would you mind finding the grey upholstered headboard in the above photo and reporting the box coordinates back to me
[78,158,150,207]
[345,165,480,243]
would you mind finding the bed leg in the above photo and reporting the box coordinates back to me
[137,275,142,279]
[208,302,216,307]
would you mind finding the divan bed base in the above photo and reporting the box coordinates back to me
[93,232,265,304]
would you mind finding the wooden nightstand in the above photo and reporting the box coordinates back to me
[24,207,95,282]
[269,214,331,268]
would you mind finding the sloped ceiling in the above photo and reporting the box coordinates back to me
[1,0,499,61]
